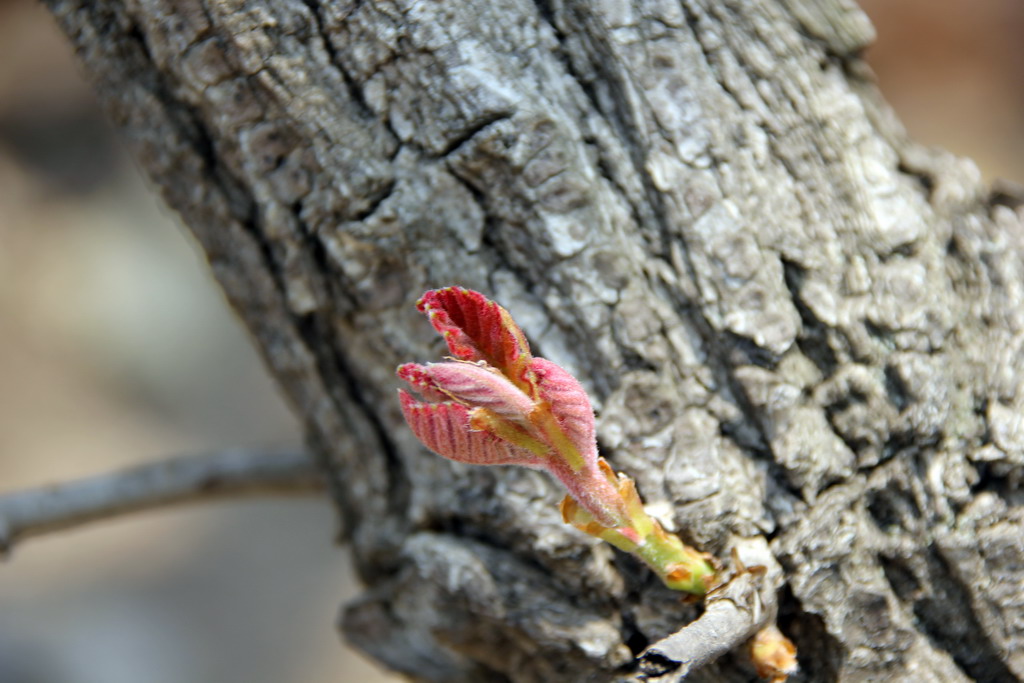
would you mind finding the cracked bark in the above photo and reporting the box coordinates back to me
[42,0,1024,681]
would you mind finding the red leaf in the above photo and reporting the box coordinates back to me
[417,288,533,383]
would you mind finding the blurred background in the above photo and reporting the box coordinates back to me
[0,1,1020,681]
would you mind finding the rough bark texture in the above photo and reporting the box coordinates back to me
[43,0,1024,681]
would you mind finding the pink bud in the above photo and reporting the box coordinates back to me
[403,289,624,525]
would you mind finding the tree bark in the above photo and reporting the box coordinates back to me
[42,0,1024,681]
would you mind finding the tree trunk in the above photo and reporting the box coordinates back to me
[42,0,1024,681]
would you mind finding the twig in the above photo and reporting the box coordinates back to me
[635,572,767,681]
[632,537,783,682]
[0,449,323,556]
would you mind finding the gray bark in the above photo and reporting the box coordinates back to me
[42,0,1024,681]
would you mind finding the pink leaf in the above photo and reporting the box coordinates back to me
[530,357,598,467]
[420,362,535,420]
[396,363,449,402]
[399,390,541,467]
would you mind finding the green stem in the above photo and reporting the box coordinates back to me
[559,460,719,596]
[635,526,717,595]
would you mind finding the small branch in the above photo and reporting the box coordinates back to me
[632,537,783,682]
[636,572,767,681]
[0,449,323,556]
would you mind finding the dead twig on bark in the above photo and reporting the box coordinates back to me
[632,537,787,682]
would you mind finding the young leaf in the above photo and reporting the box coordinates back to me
[398,390,541,467]
[531,357,598,467]
[417,287,533,390]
